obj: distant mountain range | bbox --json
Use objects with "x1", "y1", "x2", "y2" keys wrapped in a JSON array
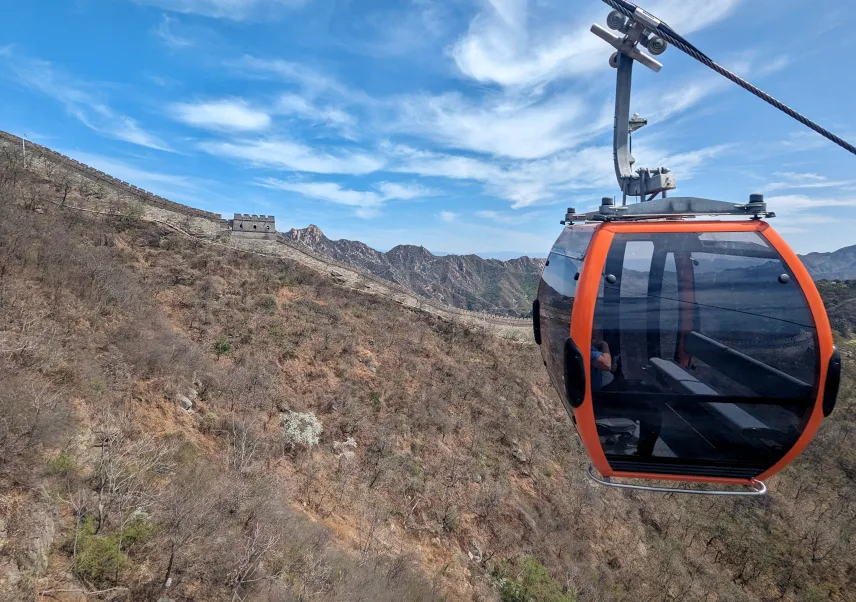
[
  {"x1": 799, "y1": 245, "x2": 856, "y2": 281},
  {"x1": 284, "y1": 226, "x2": 856, "y2": 317},
  {"x1": 284, "y1": 225, "x2": 545, "y2": 317}
]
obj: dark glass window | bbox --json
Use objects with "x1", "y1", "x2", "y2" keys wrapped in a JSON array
[
  {"x1": 591, "y1": 230, "x2": 818, "y2": 479},
  {"x1": 537, "y1": 226, "x2": 596, "y2": 410}
]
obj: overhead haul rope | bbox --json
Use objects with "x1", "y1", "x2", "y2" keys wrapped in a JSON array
[{"x1": 600, "y1": 0, "x2": 856, "y2": 157}]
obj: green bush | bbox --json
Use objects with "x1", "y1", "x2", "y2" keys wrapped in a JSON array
[
  {"x1": 213, "y1": 333, "x2": 231, "y2": 358},
  {"x1": 496, "y1": 557, "x2": 575, "y2": 602},
  {"x1": 46, "y1": 451, "x2": 76, "y2": 476},
  {"x1": 65, "y1": 515, "x2": 155, "y2": 585},
  {"x1": 442, "y1": 507, "x2": 460, "y2": 533}
]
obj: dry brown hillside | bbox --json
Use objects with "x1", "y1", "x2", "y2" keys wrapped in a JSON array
[{"x1": 1, "y1": 149, "x2": 855, "y2": 602}]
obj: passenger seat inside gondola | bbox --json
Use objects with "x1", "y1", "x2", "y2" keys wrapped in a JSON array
[{"x1": 647, "y1": 331, "x2": 809, "y2": 459}]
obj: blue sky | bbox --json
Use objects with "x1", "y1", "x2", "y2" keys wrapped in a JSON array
[{"x1": 2, "y1": 0, "x2": 855, "y2": 256}]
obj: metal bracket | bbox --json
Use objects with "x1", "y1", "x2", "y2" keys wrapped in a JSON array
[
  {"x1": 587, "y1": 466, "x2": 768, "y2": 496},
  {"x1": 564, "y1": 194, "x2": 772, "y2": 223},
  {"x1": 592, "y1": 10, "x2": 676, "y2": 200}
]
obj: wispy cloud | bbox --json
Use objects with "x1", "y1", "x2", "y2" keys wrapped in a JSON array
[
  {"x1": 476, "y1": 209, "x2": 543, "y2": 224},
  {"x1": 200, "y1": 138, "x2": 383, "y2": 174},
  {"x1": 153, "y1": 14, "x2": 193, "y2": 47},
  {"x1": 765, "y1": 172, "x2": 856, "y2": 191},
  {"x1": 452, "y1": 0, "x2": 743, "y2": 89},
  {"x1": 1, "y1": 50, "x2": 170, "y2": 151},
  {"x1": 765, "y1": 194, "x2": 856, "y2": 212},
  {"x1": 228, "y1": 55, "x2": 351, "y2": 97},
  {"x1": 260, "y1": 178, "x2": 433, "y2": 218},
  {"x1": 393, "y1": 91, "x2": 587, "y2": 160},
  {"x1": 132, "y1": 0, "x2": 307, "y2": 21},
  {"x1": 439, "y1": 210, "x2": 458, "y2": 223},
  {"x1": 391, "y1": 141, "x2": 730, "y2": 208},
  {"x1": 171, "y1": 99, "x2": 271, "y2": 131},
  {"x1": 275, "y1": 94, "x2": 355, "y2": 135},
  {"x1": 62, "y1": 151, "x2": 213, "y2": 205}
]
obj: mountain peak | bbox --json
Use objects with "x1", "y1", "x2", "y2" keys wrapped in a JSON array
[{"x1": 286, "y1": 224, "x2": 326, "y2": 245}]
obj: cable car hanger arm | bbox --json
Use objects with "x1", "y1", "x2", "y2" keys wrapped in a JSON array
[{"x1": 598, "y1": 0, "x2": 856, "y2": 158}]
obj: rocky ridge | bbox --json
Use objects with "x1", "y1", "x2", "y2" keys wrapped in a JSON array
[{"x1": 284, "y1": 225, "x2": 545, "y2": 317}]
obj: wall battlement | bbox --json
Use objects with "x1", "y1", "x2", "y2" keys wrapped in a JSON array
[
  {"x1": 0, "y1": 130, "x2": 222, "y2": 221},
  {"x1": 0, "y1": 129, "x2": 531, "y2": 331},
  {"x1": 231, "y1": 213, "x2": 276, "y2": 233}
]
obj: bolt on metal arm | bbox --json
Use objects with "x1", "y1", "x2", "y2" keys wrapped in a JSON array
[{"x1": 592, "y1": 10, "x2": 676, "y2": 201}]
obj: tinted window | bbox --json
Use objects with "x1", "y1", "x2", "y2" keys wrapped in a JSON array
[
  {"x1": 537, "y1": 226, "x2": 595, "y2": 410},
  {"x1": 591, "y1": 230, "x2": 818, "y2": 479}
]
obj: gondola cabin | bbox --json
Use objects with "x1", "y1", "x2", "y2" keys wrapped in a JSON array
[
  {"x1": 535, "y1": 3, "x2": 846, "y2": 493},
  {"x1": 534, "y1": 217, "x2": 840, "y2": 491}
]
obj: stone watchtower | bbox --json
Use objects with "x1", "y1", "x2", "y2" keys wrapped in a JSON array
[{"x1": 231, "y1": 214, "x2": 276, "y2": 239}]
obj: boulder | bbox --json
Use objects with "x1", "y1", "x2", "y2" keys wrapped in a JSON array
[{"x1": 177, "y1": 395, "x2": 193, "y2": 411}]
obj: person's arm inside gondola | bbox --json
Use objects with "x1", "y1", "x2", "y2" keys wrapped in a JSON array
[{"x1": 591, "y1": 340, "x2": 612, "y2": 372}]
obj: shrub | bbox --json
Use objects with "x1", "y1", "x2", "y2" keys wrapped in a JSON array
[
  {"x1": 333, "y1": 437, "x2": 357, "y2": 459},
  {"x1": 46, "y1": 451, "x2": 76, "y2": 476},
  {"x1": 495, "y1": 557, "x2": 575, "y2": 602},
  {"x1": 213, "y1": 334, "x2": 231, "y2": 358},
  {"x1": 65, "y1": 515, "x2": 155, "y2": 585},
  {"x1": 73, "y1": 517, "x2": 127, "y2": 585},
  {"x1": 255, "y1": 294, "x2": 278, "y2": 314},
  {"x1": 282, "y1": 411, "x2": 323, "y2": 450},
  {"x1": 442, "y1": 507, "x2": 460, "y2": 533}
]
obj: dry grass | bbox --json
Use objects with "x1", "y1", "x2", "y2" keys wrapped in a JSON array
[{"x1": 1, "y1": 156, "x2": 855, "y2": 602}]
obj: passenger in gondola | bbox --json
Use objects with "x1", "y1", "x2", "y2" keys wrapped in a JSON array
[
  {"x1": 590, "y1": 339, "x2": 613, "y2": 392},
  {"x1": 591, "y1": 331, "x2": 661, "y2": 458}
]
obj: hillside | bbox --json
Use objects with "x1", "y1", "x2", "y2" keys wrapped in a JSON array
[
  {"x1": 801, "y1": 245, "x2": 856, "y2": 281},
  {"x1": 2, "y1": 143, "x2": 856, "y2": 602},
  {"x1": 285, "y1": 225, "x2": 544, "y2": 317},
  {"x1": 284, "y1": 226, "x2": 856, "y2": 319},
  {"x1": 817, "y1": 280, "x2": 856, "y2": 338}
]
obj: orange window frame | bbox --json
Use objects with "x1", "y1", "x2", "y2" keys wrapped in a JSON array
[{"x1": 568, "y1": 220, "x2": 834, "y2": 484}]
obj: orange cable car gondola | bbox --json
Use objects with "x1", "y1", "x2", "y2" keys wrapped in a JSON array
[{"x1": 533, "y1": 2, "x2": 843, "y2": 495}]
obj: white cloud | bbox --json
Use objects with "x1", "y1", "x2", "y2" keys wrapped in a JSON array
[
  {"x1": 764, "y1": 194, "x2": 856, "y2": 212},
  {"x1": 265, "y1": 180, "x2": 383, "y2": 207},
  {"x1": 394, "y1": 91, "x2": 587, "y2": 159},
  {"x1": 60, "y1": 151, "x2": 220, "y2": 206},
  {"x1": 393, "y1": 142, "x2": 730, "y2": 208},
  {"x1": 133, "y1": 0, "x2": 306, "y2": 21},
  {"x1": 392, "y1": 144, "x2": 614, "y2": 207},
  {"x1": 229, "y1": 55, "x2": 351, "y2": 97},
  {"x1": 764, "y1": 172, "x2": 856, "y2": 192},
  {"x1": 2, "y1": 52, "x2": 170, "y2": 151},
  {"x1": 171, "y1": 99, "x2": 271, "y2": 131},
  {"x1": 452, "y1": 0, "x2": 743, "y2": 89},
  {"x1": 439, "y1": 211, "x2": 458, "y2": 223},
  {"x1": 387, "y1": 145, "x2": 503, "y2": 181},
  {"x1": 199, "y1": 139, "x2": 384, "y2": 175},
  {"x1": 476, "y1": 209, "x2": 543, "y2": 224},
  {"x1": 376, "y1": 182, "x2": 436, "y2": 200},
  {"x1": 275, "y1": 94, "x2": 354, "y2": 133},
  {"x1": 153, "y1": 14, "x2": 193, "y2": 47},
  {"x1": 260, "y1": 178, "x2": 433, "y2": 217}
]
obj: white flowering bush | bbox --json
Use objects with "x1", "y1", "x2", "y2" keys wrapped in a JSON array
[
  {"x1": 281, "y1": 411, "x2": 323, "y2": 450},
  {"x1": 333, "y1": 437, "x2": 357, "y2": 460}
]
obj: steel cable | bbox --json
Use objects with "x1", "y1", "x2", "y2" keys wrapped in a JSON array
[{"x1": 599, "y1": 0, "x2": 856, "y2": 157}]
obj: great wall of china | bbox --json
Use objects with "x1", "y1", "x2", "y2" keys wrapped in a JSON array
[{"x1": 0, "y1": 130, "x2": 533, "y2": 340}]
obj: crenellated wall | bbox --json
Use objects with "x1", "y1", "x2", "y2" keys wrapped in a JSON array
[
  {"x1": 0, "y1": 130, "x2": 221, "y2": 221},
  {"x1": 0, "y1": 129, "x2": 533, "y2": 335}
]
